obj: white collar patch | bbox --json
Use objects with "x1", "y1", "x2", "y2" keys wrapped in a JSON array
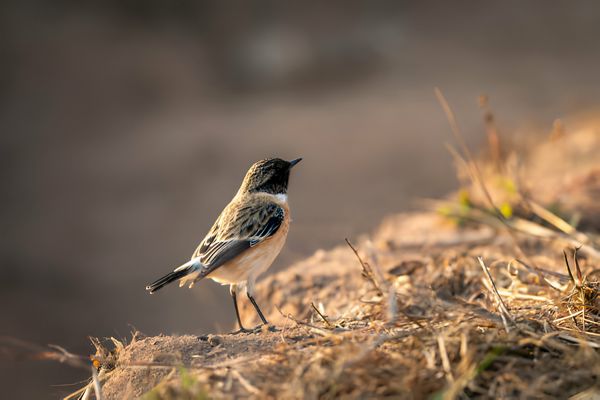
[{"x1": 274, "y1": 193, "x2": 288, "y2": 203}]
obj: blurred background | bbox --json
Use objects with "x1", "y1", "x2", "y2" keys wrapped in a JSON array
[{"x1": 1, "y1": 1, "x2": 600, "y2": 397}]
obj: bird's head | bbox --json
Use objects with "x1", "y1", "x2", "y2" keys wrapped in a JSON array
[{"x1": 239, "y1": 158, "x2": 302, "y2": 195}]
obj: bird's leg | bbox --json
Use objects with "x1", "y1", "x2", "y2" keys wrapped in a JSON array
[
  {"x1": 230, "y1": 285, "x2": 251, "y2": 334},
  {"x1": 247, "y1": 292, "x2": 278, "y2": 332},
  {"x1": 245, "y1": 280, "x2": 277, "y2": 332},
  {"x1": 247, "y1": 293, "x2": 268, "y2": 325}
]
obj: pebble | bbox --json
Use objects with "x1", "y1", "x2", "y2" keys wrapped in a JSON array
[{"x1": 207, "y1": 334, "x2": 223, "y2": 346}]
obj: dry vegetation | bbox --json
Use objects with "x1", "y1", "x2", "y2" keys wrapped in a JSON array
[{"x1": 11, "y1": 107, "x2": 600, "y2": 399}]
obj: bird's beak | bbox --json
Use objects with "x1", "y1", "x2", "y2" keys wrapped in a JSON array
[{"x1": 289, "y1": 158, "x2": 302, "y2": 168}]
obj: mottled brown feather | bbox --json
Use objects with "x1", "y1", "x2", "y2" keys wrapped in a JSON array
[{"x1": 192, "y1": 193, "x2": 286, "y2": 270}]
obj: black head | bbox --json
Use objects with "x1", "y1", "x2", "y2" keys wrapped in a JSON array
[{"x1": 239, "y1": 158, "x2": 302, "y2": 195}]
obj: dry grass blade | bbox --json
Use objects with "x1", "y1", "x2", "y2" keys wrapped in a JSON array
[
  {"x1": 557, "y1": 333, "x2": 600, "y2": 349},
  {"x1": 345, "y1": 238, "x2": 384, "y2": 296},
  {"x1": 311, "y1": 302, "x2": 334, "y2": 328},
  {"x1": 435, "y1": 88, "x2": 505, "y2": 222},
  {"x1": 437, "y1": 335, "x2": 454, "y2": 384},
  {"x1": 64, "y1": 368, "x2": 111, "y2": 400},
  {"x1": 0, "y1": 337, "x2": 91, "y2": 371},
  {"x1": 386, "y1": 285, "x2": 398, "y2": 325},
  {"x1": 570, "y1": 387, "x2": 600, "y2": 400},
  {"x1": 74, "y1": 385, "x2": 91, "y2": 400},
  {"x1": 523, "y1": 198, "x2": 600, "y2": 260},
  {"x1": 508, "y1": 258, "x2": 570, "y2": 291},
  {"x1": 564, "y1": 249, "x2": 580, "y2": 287},
  {"x1": 528, "y1": 199, "x2": 600, "y2": 259},
  {"x1": 274, "y1": 304, "x2": 340, "y2": 337},
  {"x1": 528, "y1": 199, "x2": 579, "y2": 237},
  {"x1": 573, "y1": 246, "x2": 584, "y2": 284},
  {"x1": 91, "y1": 365, "x2": 103, "y2": 400},
  {"x1": 477, "y1": 257, "x2": 514, "y2": 332},
  {"x1": 479, "y1": 95, "x2": 503, "y2": 169}
]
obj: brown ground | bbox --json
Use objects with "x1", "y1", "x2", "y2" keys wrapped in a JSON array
[{"x1": 65, "y1": 125, "x2": 600, "y2": 399}]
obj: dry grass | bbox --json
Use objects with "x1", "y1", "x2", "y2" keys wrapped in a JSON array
[{"x1": 88, "y1": 226, "x2": 600, "y2": 399}]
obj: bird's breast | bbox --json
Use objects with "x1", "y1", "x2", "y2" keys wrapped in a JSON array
[{"x1": 208, "y1": 206, "x2": 290, "y2": 285}]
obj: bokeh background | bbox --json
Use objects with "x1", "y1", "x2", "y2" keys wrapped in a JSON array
[{"x1": 2, "y1": 1, "x2": 600, "y2": 398}]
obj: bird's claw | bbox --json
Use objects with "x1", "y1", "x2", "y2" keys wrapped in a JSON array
[
  {"x1": 231, "y1": 324, "x2": 278, "y2": 335},
  {"x1": 231, "y1": 327, "x2": 254, "y2": 335}
]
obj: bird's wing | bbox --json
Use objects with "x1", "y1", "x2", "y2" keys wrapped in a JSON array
[{"x1": 191, "y1": 200, "x2": 285, "y2": 276}]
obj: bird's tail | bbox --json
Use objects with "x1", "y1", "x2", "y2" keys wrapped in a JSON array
[{"x1": 146, "y1": 258, "x2": 201, "y2": 294}]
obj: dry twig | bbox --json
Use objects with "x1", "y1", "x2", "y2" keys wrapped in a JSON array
[{"x1": 345, "y1": 238, "x2": 384, "y2": 296}]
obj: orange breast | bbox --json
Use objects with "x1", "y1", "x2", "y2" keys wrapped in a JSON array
[{"x1": 208, "y1": 202, "x2": 290, "y2": 285}]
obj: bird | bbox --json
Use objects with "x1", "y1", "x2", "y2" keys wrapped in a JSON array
[{"x1": 146, "y1": 157, "x2": 301, "y2": 332}]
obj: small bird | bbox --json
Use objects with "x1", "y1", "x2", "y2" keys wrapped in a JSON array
[{"x1": 146, "y1": 157, "x2": 301, "y2": 332}]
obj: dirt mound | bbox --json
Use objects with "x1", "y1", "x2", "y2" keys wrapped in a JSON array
[{"x1": 71, "y1": 124, "x2": 600, "y2": 399}]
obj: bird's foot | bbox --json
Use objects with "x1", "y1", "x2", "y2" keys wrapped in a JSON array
[
  {"x1": 230, "y1": 324, "x2": 278, "y2": 335},
  {"x1": 231, "y1": 327, "x2": 254, "y2": 335},
  {"x1": 254, "y1": 323, "x2": 278, "y2": 333}
]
